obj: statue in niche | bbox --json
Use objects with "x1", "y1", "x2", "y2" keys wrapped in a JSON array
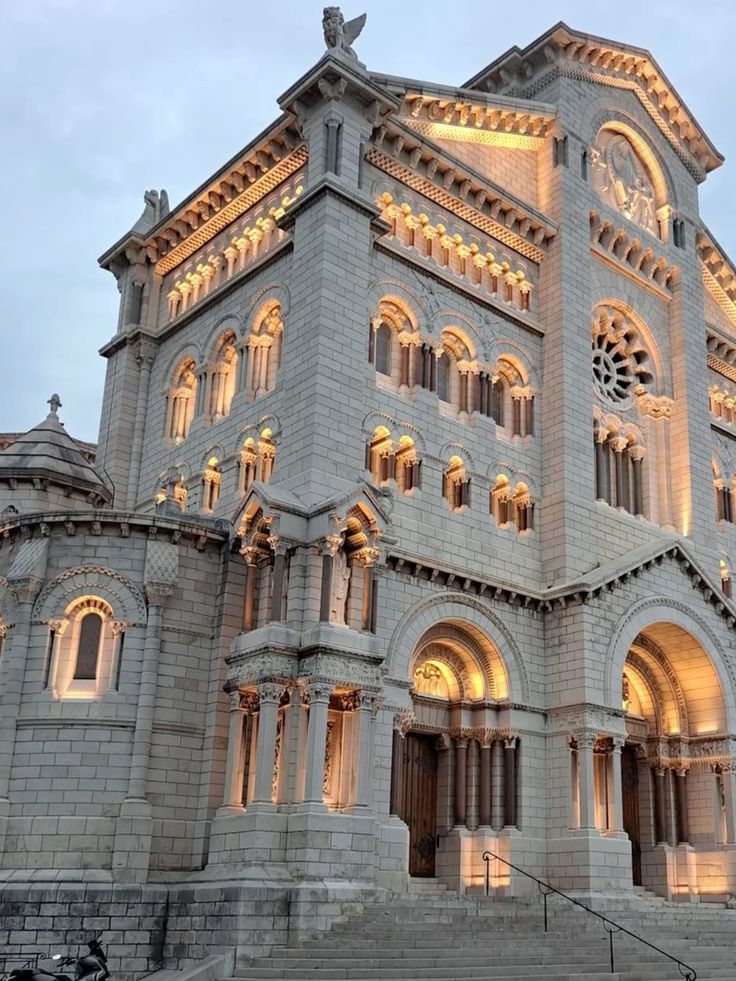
[
  {"x1": 590, "y1": 131, "x2": 657, "y2": 236},
  {"x1": 329, "y1": 548, "x2": 351, "y2": 625},
  {"x1": 322, "y1": 7, "x2": 366, "y2": 62}
]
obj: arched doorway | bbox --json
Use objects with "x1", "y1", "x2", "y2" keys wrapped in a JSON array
[
  {"x1": 389, "y1": 619, "x2": 517, "y2": 885},
  {"x1": 618, "y1": 621, "x2": 730, "y2": 899}
]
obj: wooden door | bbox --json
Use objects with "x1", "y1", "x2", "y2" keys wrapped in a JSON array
[
  {"x1": 622, "y1": 745, "x2": 642, "y2": 886},
  {"x1": 400, "y1": 733, "x2": 438, "y2": 877}
]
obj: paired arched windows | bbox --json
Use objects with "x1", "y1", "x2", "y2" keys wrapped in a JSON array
[
  {"x1": 365, "y1": 427, "x2": 421, "y2": 494},
  {"x1": 164, "y1": 303, "x2": 284, "y2": 443},
  {"x1": 239, "y1": 429, "x2": 276, "y2": 495},
  {"x1": 490, "y1": 476, "x2": 535, "y2": 532},
  {"x1": 442, "y1": 455, "x2": 470, "y2": 512},
  {"x1": 202, "y1": 456, "x2": 221, "y2": 513}
]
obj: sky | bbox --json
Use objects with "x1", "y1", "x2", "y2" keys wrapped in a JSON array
[{"x1": 1, "y1": 0, "x2": 735, "y2": 442}]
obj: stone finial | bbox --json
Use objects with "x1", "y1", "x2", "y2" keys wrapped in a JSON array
[
  {"x1": 131, "y1": 188, "x2": 170, "y2": 234},
  {"x1": 47, "y1": 394, "x2": 62, "y2": 418},
  {"x1": 322, "y1": 7, "x2": 366, "y2": 63}
]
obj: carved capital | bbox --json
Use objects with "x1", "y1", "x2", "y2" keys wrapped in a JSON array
[
  {"x1": 393, "y1": 709, "x2": 415, "y2": 736},
  {"x1": 144, "y1": 582, "x2": 174, "y2": 606},
  {"x1": 319, "y1": 535, "x2": 342, "y2": 558},
  {"x1": 306, "y1": 681, "x2": 333, "y2": 704},
  {"x1": 257, "y1": 681, "x2": 286, "y2": 704}
]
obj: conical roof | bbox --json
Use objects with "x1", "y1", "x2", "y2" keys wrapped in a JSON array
[{"x1": 0, "y1": 395, "x2": 110, "y2": 501}]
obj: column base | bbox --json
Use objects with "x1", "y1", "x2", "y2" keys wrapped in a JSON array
[
  {"x1": 112, "y1": 797, "x2": 152, "y2": 883},
  {"x1": 216, "y1": 804, "x2": 246, "y2": 817},
  {"x1": 207, "y1": 807, "x2": 288, "y2": 868},
  {"x1": 547, "y1": 830, "x2": 633, "y2": 894}
]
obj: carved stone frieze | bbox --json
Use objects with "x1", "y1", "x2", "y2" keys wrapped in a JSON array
[
  {"x1": 226, "y1": 651, "x2": 297, "y2": 688},
  {"x1": 298, "y1": 651, "x2": 382, "y2": 688},
  {"x1": 547, "y1": 703, "x2": 625, "y2": 737}
]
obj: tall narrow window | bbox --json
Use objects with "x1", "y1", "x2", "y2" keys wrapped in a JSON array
[
  {"x1": 375, "y1": 322, "x2": 391, "y2": 376},
  {"x1": 436, "y1": 353, "x2": 451, "y2": 404},
  {"x1": 720, "y1": 560, "x2": 732, "y2": 598},
  {"x1": 491, "y1": 379, "x2": 505, "y2": 426},
  {"x1": 74, "y1": 613, "x2": 102, "y2": 681}
]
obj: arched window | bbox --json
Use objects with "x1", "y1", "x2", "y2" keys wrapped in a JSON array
[
  {"x1": 513, "y1": 483, "x2": 534, "y2": 532},
  {"x1": 491, "y1": 378, "x2": 505, "y2": 426},
  {"x1": 74, "y1": 613, "x2": 102, "y2": 680},
  {"x1": 395, "y1": 436, "x2": 420, "y2": 494},
  {"x1": 244, "y1": 303, "x2": 283, "y2": 400},
  {"x1": 490, "y1": 475, "x2": 511, "y2": 526},
  {"x1": 166, "y1": 358, "x2": 197, "y2": 442},
  {"x1": 374, "y1": 322, "x2": 392, "y2": 377},
  {"x1": 366, "y1": 426, "x2": 393, "y2": 485},
  {"x1": 207, "y1": 332, "x2": 238, "y2": 420},
  {"x1": 240, "y1": 440, "x2": 257, "y2": 494},
  {"x1": 257, "y1": 429, "x2": 276, "y2": 482},
  {"x1": 443, "y1": 455, "x2": 470, "y2": 511},
  {"x1": 202, "y1": 456, "x2": 221, "y2": 512},
  {"x1": 720, "y1": 560, "x2": 732, "y2": 598}
]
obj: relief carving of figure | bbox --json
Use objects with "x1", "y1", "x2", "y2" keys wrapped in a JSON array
[
  {"x1": 591, "y1": 131, "x2": 657, "y2": 236},
  {"x1": 329, "y1": 548, "x2": 351, "y2": 625},
  {"x1": 322, "y1": 7, "x2": 366, "y2": 62}
]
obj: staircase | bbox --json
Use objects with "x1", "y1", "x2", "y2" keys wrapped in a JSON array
[{"x1": 234, "y1": 891, "x2": 736, "y2": 981}]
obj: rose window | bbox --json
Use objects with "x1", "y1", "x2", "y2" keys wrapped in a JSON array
[{"x1": 591, "y1": 306, "x2": 652, "y2": 404}]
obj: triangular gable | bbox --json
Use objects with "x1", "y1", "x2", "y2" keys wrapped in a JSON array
[{"x1": 463, "y1": 22, "x2": 722, "y2": 180}]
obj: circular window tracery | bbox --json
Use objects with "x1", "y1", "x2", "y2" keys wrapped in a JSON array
[{"x1": 591, "y1": 306, "x2": 653, "y2": 405}]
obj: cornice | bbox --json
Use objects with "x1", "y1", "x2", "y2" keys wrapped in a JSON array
[
  {"x1": 463, "y1": 22, "x2": 722, "y2": 179},
  {"x1": 99, "y1": 119, "x2": 305, "y2": 276},
  {"x1": 699, "y1": 228, "x2": 736, "y2": 330},
  {"x1": 706, "y1": 326, "x2": 736, "y2": 384},
  {"x1": 0, "y1": 510, "x2": 228, "y2": 551},
  {"x1": 367, "y1": 121, "x2": 556, "y2": 262}
]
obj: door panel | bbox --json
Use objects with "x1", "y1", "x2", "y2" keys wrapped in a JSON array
[
  {"x1": 399, "y1": 733, "x2": 438, "y2": 877},
  {"x1": 622, "y1": 745, "x2": 642, "y2": 886}
]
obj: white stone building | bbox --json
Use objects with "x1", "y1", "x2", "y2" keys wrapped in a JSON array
[{"x1": 2, "y1": 14, "x2": 736, "y2": 974}]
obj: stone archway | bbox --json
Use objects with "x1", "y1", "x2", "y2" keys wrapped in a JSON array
[
  {"x1": 390, "y1": 616, "x2": 518, "y2": 888},
  {"x1": 615, "y1": 617, "x2": 732, "y2": 900}
]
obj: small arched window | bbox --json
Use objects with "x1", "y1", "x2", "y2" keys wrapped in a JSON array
[
  {"x1": 720, "y1": 559, "x2": 732, "y2": 598},
  {"x1": 375, "y1": 322, "x2": 391, "y2": 376},
  {"x1": 436, "y1": 353, "x2": 451, "y2": 403},
  {"x1": 74, "y1": 613, "x2": 102, "y2": 680}
]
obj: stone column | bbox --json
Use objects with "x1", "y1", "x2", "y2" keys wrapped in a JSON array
[
  {"x1": 720, "y1": 763, "x2": 736, "y2": 844},
  {"x1": 0, "y1": 579, "x2": 41, "y2": 804},
  {"x1": 269, "y1": 538, "x2": 289, "y2": 622},
  {"x1": 126, "y1": 588, "x2": 169, "y2": 800},
  {"x1": 594, "y1": 428, "x2": 608, "y2": 501},
  {"x1": 611, "y1": 436, "x2": 628, "y2": 510},
  {"x1": 607, "y1": 738, "x2": 624, "y2": 832},
  {"x1": 479, "y1": 735, "x2": 493, "y2": 828},
  {"x1": 653, "y1": 766, "x2": 668, "y2": 844},
  {"x1": 244, "y1": 337, "x2": 258, "y2": 397},
  {"x1": 491, "y1": 738, "x2": 505, "y2": 830},
  {"x1": 241, "y1": 547, "x2": 258, "y2": 631},
  {"x1": 355, "y1": 547, "x2": 379, "y2": 632},
  {"x1": 126, "y1": 338, "x2": 156, "y2": 509},
  {"x1": 303, "y1": 682, "x2": 332, "y2": 806},
  {"x1": 352, "y1": 691, "x2": 376, "y2": 809},
  {"x1": 221, "y1": 690, "x2": 247, "y2": 811},
  {"x1": 577, "y1": 732, "x2": 596, "y2": 830},
  {"x1": 318, "y1": 536, "x2": 341, "y2": 622},
  {"x1": 454, "y1": 737, "x2": 467, "y2": 827},
  {"x1": 675, "y1": 767, "x2": 690, "y2": 844},
  {"x1": 504, "y1": 736, "x2": 518, "y2": 828},
  {"x1": 630, "y1": 446, "x2": 645, "y2": 517},
  {"x1": 252, "y1": 682, "x2": 285, "y2": 806},
  {"x1": 256, "y1": 337, "x2": 273, "y2": 396}
]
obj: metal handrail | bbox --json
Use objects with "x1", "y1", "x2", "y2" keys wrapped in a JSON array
[{"x1": 482, "y1": 849, "x2": 697, "y2": 980}]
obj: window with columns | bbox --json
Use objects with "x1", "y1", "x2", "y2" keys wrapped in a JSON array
[
  {"x1": 714, "y1": 462, "x2": 735, "y2": 523},
  {"x1": 710, "y1": 384, "x2": 736, "y2": 427},
  {"x1": 443, "y1": 455, "x2": 470, "y2": 512},
  {"x1": 594, "y1": 421, "x2": 645, "y2": 516},
  {"x1": 44, "y1": 597, "x2": 124, "y2": 700},
  {"x1": 221, "y1": 681, "x2": 377, "y2": 813},
  {"x1": 201, "y1": 456, "x2": 221, "y2": 513},
  {"x1": 204, "y1": 331, "x2": 238, "y2": 422},
  {"x1": 241, "y1": 303, "x2": 283, "y2": 401},
  {"x1": 165, "y1": 357, "x2": 197, "y2": 442},
  {"x1": 366, "y1": 427, "x2": 421, "y2": 495},
  {"x1": 721, "y1": 559, "x2": 732, "y2": 597},
  {"x1": 238, "y1": 428, "x2": 276, "y2": 496}
]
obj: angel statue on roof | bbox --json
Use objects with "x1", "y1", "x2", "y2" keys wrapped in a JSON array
[{"x1": 322, "y1": 7, "x2": 366, "y2": 62}]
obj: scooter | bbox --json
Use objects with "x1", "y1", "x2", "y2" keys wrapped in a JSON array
[{"x1": 5, "y1": 935, "x2": 109, "y2": 981}]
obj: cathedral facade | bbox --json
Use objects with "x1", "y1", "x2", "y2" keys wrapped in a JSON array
[{"x1": 2, "y1": 15, "x2": 736, "y2": 973}]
